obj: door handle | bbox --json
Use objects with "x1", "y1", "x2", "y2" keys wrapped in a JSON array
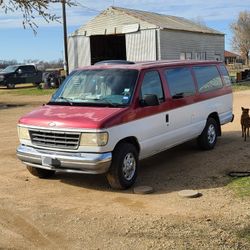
[{"x1": 166, "y1": 114, "x2": 169, "y2": 123}]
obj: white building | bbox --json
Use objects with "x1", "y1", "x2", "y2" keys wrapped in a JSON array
[{"x1": 68, "y1": 6, "x2": 224, "y2": 72}]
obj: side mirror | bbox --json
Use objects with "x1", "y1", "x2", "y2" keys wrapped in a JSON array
[
  {"x1": 17, "y1": 69, "x2": 22, "y2": 74},
  {"x1": 140, "y1": 94, "x2": 159, "y2": 106}
]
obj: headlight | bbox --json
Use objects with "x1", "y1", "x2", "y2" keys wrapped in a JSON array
[
  {"x1": 17, "y1": 126, "x2": 30, "y2": 140},
  {"x1": 80, "y1": 132, "x2": 108, "y2": 146}
]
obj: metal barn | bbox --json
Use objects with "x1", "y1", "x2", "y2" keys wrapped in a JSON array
[{"x1": 68, "y1": 6, "x2": 224, "y2": 72}]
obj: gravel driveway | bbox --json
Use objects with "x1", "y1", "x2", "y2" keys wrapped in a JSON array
[{"x1": 0, "y1": 90, "x2": 249, "y2": 249}]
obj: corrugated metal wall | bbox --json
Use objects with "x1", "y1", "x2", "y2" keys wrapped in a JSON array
[
  {"x1": 68, "y1": 36, "x2": 91, "y2": 72},
  {"x1": 159, "y1": 30, "x2": 225, "y2": 61},
  {"x1": 68, "y1": 36, "x2": 76, "y2": 72},
  {"x1": 126, "y1": 30, "x2": 157, "y2": 61}
]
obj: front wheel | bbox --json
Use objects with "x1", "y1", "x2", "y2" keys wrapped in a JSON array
[
  {"x1": 106, "y1": 143, "x2": 138, "y2": 189},
  {"x1": 197, "y1": 117, "x2": 218, "y2": 150},
  {"x1": 26, "y1": 166, "x2": 55, "y2": 178}
]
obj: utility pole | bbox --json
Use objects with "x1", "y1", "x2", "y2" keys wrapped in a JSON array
[{"x1": 62, "y1": 0, "x2": 69, "y2": 76}]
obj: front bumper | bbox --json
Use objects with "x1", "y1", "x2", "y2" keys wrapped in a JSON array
[{"x1": 16, "y1": 144, "x2": 112, "y2": 174}]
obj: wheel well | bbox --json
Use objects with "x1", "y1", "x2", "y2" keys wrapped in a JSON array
[
  {"x1": 208, "y1": 112, "x2": 221, "y2": 136},
  {"x1": 115, "y1": 137, "x2": 140, "y2": 153}
]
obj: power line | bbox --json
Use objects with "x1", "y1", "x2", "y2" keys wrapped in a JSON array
[{"x1": 75, "y1": 1, "x2": 100, "y2": 13}]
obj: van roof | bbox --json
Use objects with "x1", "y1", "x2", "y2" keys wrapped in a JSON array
[{"x1": 77, "y1": 60, "x2": 222, "y2": 71}]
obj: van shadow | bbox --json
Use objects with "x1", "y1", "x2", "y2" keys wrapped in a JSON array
[{"x1": 58, "y1": 130, "x2": 250, "y2": 194}]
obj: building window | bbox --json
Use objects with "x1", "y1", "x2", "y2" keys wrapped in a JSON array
[
  {"x1": 180, "y1": 53, "x2": 185, "y2": 60},
  {"x1": 180, "y1": 52, "x2": 192, "y2": 60},
  {"x1": 194, "y1": 52, "x2": 206, "y2": 60},
  {"x1": 186, "y1": 52, "x2": 192, "y2": 60},
  {"x1": 214, "y1": 54, "x2": 221, "y2": 61}
]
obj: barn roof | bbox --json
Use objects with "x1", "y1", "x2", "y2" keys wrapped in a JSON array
[{"x1": 72, "y1": 6, "x2": 223, "y2": 36}]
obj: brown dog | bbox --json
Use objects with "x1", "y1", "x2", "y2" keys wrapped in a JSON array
[{"x1": 241, "y1": 107, "x2": 250, "y2": 141}]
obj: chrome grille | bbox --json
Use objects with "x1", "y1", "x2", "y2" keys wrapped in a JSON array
[{"x1": 29, "y1": 129, "x2": 81, "y2": 149}]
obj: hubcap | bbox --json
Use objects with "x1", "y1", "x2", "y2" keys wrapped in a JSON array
[
  {"x1": 207, "y1": 124, "x2": 216, "y2": 144},
  {"x1": 122, "y1": 153, "x2": 136, "y2": 181},
  {"x1": 7, "y1": 83, "x2": 15, "y2": 89}
]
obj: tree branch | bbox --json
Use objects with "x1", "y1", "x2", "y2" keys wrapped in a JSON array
[{"x1": 0, "y1": 0, "x2": 76, "y2": 33}]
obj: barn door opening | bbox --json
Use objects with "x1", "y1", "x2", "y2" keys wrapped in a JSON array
[{"x1": 90, "y1": 35, "x2": 126, "y2": 64}]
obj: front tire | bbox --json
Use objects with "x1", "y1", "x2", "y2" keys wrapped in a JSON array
[
  {"x1": 27, "y1": 166, "x2": 55, "y2": 178},
  {"x1": 106, "y1": 143, "x2": 138, "y2": 189},
  {"x1": 197, "y1": 117, "x2": 218, "y2": 150}
]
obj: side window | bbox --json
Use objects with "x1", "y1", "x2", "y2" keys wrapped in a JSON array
[
  {"x1": 19, "y1": 66, "x2": 29, "y2": 73},
  {"x1": 18, "y1": 66, "x2": 26, "y2": 73},
  {"x1": 140, "y1": 71, "x2": 164, "y2": 101},
  {"x1": 19, "y1": 66, "x2": 35, "y2": 73},
  {"x1": 26, "y1": 66, "x2": 35, "y2": 72},
  {"x1": 219, "y1": 65, "x2": 231, "y2": 86},
  {"x1": 164, "y1": 67, "x2": 196, "y2": 98},
  {"x1": 193, "y1": 65, "x2": 223, "y2": 93}
]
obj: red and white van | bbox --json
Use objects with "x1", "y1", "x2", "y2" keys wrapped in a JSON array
[{"x1": 17, "y1": 60, "x2": 233, "y2": 189}]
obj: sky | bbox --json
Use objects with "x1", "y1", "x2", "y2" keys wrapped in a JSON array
[{"x1": 0, "y1": 0, "x2": 249, "y2": 62}]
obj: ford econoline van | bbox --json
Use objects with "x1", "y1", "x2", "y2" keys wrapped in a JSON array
[{"x1": 17, "y1": 60, "x2": 233, "y2": 189}]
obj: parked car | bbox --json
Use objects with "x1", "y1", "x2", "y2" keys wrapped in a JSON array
[
  {"x1": 16, "y1": 60, "x2": 234, "y2": 189},
  {"x1": 0, "y1": 64, "x2": 43, "y2": 88}
]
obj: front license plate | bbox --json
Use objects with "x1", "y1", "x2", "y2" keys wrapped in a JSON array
[
  {"x1": 41, "y1": 156, "x2": 53, "y2": 166},
  {"x1": 41, "y1": 156, "x2": 61, "y2": 167}
]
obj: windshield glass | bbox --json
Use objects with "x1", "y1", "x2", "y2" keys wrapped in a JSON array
[
  {"x1": 50, "y1": 69, "x2": 138, "y2": 107},
  {"x1": 2, "y1": 65, "x2": 19, "y2": 73}
]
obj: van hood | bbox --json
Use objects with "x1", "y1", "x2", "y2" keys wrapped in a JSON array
[{"x1": 18, "y1": 104, "x2": 129, "y2": 129}]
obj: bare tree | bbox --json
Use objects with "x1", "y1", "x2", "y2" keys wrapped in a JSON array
[
  {"x1": 231, "y1": 11, "x2": 250, "y2": 65},
  {"x1": 0, "y1": 0, "x2": 75, "y2": 32}
]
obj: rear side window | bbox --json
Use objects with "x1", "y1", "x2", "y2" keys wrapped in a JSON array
[
  {"x1": 19, "y1": 66, "x2": 35, "y2": 73},
  {"x1": 164, "y1": 67, "x2": 196, "y2": 98},
  {"x1": 219, "y1": 65, "x2": 231, "y2": 86},
  {"x1": 140, "y1": 71, "x2": 164, "y2": 101},
  {"x1": 193, "y1": 65, "x2": 223, "y2": 93}
]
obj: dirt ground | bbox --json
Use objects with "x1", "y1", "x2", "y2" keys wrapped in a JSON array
[{"x1": 0, "y1": 89, "x2": 249, "y2": 250}]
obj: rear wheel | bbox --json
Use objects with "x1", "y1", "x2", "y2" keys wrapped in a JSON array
[
  {"x1": 197, "y1": 117, "x2": 218, "y2": 150},
  {"x1": 26, "y1": 166, "x2": 55, "y2": 178},
  {"x1": 106, "y1": 143, "x2": 138, "y2": 189},
  {"x1": 6, "y1": 83, "x2": 15, "y2": 89}
]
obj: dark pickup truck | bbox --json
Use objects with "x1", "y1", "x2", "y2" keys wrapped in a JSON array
[{"x1": 0, "y1": 64, "x2": 43, "y2": 88}]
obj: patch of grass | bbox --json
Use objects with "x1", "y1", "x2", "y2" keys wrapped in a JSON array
[
  {"x1": 232, "y1": 81, "x2": 250, "y2": 92},
  {"x1": 0, "y1": 87, "x2": 56, "y2": 96},
  {"x1": 237, "y1": 225, "x2": 250, "y2": 242},
  {"x1": 228, "y1": 177, "x2": 250, "y2": 198}
]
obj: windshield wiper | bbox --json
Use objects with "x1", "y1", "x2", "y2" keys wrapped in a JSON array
[
  {"x1": 98, "y1": 99, "x2": 121, "y2": 107},
  {"x1": 57, "y1": 97, "x2": 74, "y2": 105},
  {"x1": 81, "y1": 98, "x2": 123, "y2": 107},
  {"x1": 48, "y1": 96, "x2": 74, "y2": 106}
]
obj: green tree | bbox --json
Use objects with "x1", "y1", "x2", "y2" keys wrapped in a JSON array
[
  {"x1": 0, "y1": 0, "x2": 75, "y2": 32},
  {"x1": 231, "y1": 11, "x2": 250, "y2": 65}
]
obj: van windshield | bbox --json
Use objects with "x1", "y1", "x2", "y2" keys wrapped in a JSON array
[{"x1": 49, "y1": 69, "x2": 138, "y2": 107}]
